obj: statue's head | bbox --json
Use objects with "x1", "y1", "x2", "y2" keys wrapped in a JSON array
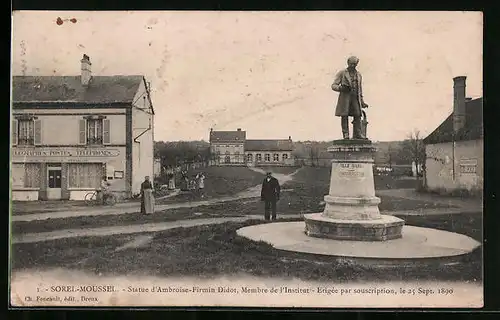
[{"x1": 347, "y1": 56, "x2": 359, "y2": 70}]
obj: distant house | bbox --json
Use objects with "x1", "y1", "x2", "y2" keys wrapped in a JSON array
[
  {"x1": 245, "y1": 138, "x2": 294, "y2": 166},
  {"x1": 209, "y1": 128, "x2": 294, "y2": 166},
  {"x1": 423, "y1": 76, "x2": 483, "y2": 195},
  {"x1": 209, "y1": 128, "x2": 246, "y2": 165}
]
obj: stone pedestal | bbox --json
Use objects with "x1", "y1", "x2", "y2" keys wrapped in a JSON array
[{"x1": 304, "y1": 139, "x2": 404, "y2": 241}]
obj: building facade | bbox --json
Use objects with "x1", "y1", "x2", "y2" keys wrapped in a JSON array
[
  {"x1": 423, "y1": 76, "x2": 483, "y2": 195},
  {"x1": 11, "y1": 54, "x2": 155, "y2": 201},
  {"x1": 209, "y1": 128, "x2": 294, "y2": 166},
  {"x1": 209, "y1": 128, "x2": 246, "y2": 166},
  {"x1": 244, "y1": 139, "x2": 294, "y2": 166}
]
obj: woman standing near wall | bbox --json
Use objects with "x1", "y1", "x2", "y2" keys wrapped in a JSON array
[{"x1": 140, "y1": 176, "x2": 155, "y2": 214}]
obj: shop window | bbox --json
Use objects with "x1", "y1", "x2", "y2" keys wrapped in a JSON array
[
  {"x1": 68, "y1": 163, "x2": 102, "y2": 188},
  {"x1": 12, "y1": 119, "x2": 42, "y2": 146},
  {"x1": 11, "y1": 163, "x2": 41, "y2": 188}
]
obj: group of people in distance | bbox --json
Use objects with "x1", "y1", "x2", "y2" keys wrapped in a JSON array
[
  {"x1": 98, "y1": 170, "x2": 282, "y2": 221},
  {"x1": 180, "y1": 170, "x2": 206, "y2": 198}
]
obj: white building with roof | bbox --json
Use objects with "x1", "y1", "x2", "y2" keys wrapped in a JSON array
[{"x1": 11, "y1": 54, "x2": 155, "y2": 201}]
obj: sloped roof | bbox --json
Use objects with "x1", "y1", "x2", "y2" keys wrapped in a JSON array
[
  {"x1": 12, "y1": 75, "x2": 144, "y2": 104},
  {"x1": 245, "y1": 139, "x2": 293, "y2": 151},
  {"x1": 209, "y1": 130, "x2": 246, "y2": 143},
  {"x1": 423, "y1": 97, "x2": 483, "y2": 144}
]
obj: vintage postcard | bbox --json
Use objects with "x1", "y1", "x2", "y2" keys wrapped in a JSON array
[{"x1": 9, "y1": 10, "x2": 483, "y2": 308}]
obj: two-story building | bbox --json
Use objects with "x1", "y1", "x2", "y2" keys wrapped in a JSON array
[
  {"x1": 209, "y1": 128, "x2": 246, "y2": 165},
  {"x1": 11, "y1": 54, "x2": 155, "y2": 201},
  {"x1": 209, "y1": 128, "x2": 294, "y2": 166}
]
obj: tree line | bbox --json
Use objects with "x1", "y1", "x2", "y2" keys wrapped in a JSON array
[
  {"x1": 154, "y1": 130, "x2": 425, "y2": 176},
  {"x1": 154, "y1": 141, "x2": 211, "y2": 168}
]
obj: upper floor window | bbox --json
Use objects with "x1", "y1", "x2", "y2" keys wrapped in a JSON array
[
  {"x1": 247, "y1": 154, "x2": 253, "y2": 162},
  {"x1": 282, "y1": 154, "x2": 289, "y2": 161},
  {"x1": 273, "y1": 153, "x2": 279, "y2": 161},
  {"x1": 88, "y1": 118, "x2": 103, "y2": 145},
  {"x1": 12, "y1": 118, "x2": 42, "y2": 146},
  {"x1": 256, "y1": 153, "x2": 262, "y2": 162},
  {"x1": 265, "y1": 153, "x2": 270, "y2": 162},
  {"x1": 79, "y1": 117, "x2": 110, "y2": 145}
]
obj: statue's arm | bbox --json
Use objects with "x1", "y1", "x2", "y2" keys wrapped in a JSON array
[{"x1": 331, "y1": 70, "x2": 343, "y2": 92}]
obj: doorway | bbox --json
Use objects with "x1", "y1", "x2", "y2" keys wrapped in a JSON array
[{"x1": 47, "y1": 166, "x2": 62, "y2": 200}]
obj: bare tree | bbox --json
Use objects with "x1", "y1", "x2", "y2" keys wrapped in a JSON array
[
  {"x1": 398, "y1": 129, "x2": 426, "y2": 179},
  {"x1": 308, "y1": 144, "x2": 320, "y2": 167}
]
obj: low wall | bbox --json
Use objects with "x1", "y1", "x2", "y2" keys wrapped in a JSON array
[{"x1": 12, "y1": 189, "x2": 39, "y2": 201}]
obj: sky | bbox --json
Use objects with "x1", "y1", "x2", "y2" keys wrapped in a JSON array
[{"x1": 11, "y1": 11, "x2": 483, "y2": 142}]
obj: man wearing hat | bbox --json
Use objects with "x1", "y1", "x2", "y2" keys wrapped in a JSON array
[
  {"x1": 260, "y1": 171, "x2": 281, "y2": 221},
  {"x1": 331, "y1": 56, "x2": 370, "y2": 139}
]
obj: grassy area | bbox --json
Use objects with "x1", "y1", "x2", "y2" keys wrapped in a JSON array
[
  {"x1": 289, "y1": 167, "x2": 418, "y2": 190},
  {"x1": 158, "y1": 166, "x2": 265, "y2": 204},
  {"x1": 12, "y1": 191, "x2": 457, "y2": 235},
  {"x1": 11, "y1": 202, "x2": 246, "y2": 235},
  {"x1": 11, "y1": 213, "x2": 482, "y2": 282},
  {"x1": 256, "y1": 166, "x2": 300, "y2": 175}
]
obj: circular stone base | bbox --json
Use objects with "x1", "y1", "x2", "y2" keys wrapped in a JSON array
[
  {"x1": 236, "y1": 221, "x2": 481, "y2": 263},
  {"x1": 304, "y1": 213, "x2": 404, "y2": 241}
]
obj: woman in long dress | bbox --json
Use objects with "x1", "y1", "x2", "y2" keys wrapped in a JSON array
[{"x1": 140, "y1": 176, "x2": 155, "y2": 214}]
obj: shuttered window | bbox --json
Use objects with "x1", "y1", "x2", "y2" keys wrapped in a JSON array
[
  {"x1": 87, "y1": 119, "x2": 103, "y2": 145},
  {"x1": 12, "y1": 119, "x2": 18, "y2": 146},
  {"x1": 79, "y1": 119, "x2": 87, "y2": 145},
  {"x1": 34, "y1": 119, "x2": 42, "y2": 145},
  {"x1": 103, "y1": 119, "x2": 111, "y2": 144},
  {"x1": 12, "y1": 119, "x2": 42, "y2": 146},
  {"x1": 18, "y1": 119, "x2": 34, "y2": 145}
]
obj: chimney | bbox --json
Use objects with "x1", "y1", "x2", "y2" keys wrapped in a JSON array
[
  {"x1": 453, "y1": 76, "x2": 467, "y2": 134},
  {"x1": 237, "y1": 128, "x2": 241, "y2": 131},
  {"x1": 289, "y1": 136, "x2": 292, "y2": 141},
  {"x1": 81, "y1": 54, "x2": 92, "y2": 86},
  {"x1": 210, "y1": 128, "x2": 213, "y2": 132}
]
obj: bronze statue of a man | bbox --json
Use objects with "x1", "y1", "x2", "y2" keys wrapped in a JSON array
[{"x1": 331, "y1": 56, "x2": 369, "y2": 139}]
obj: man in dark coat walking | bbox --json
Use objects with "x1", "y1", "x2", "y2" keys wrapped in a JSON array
[
  {"x1": 261, "y1": 172, "x2": 281, "y2": 221},
  {"x1": 331, "y1": 56, "x2": 369, "y2": 139}
]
